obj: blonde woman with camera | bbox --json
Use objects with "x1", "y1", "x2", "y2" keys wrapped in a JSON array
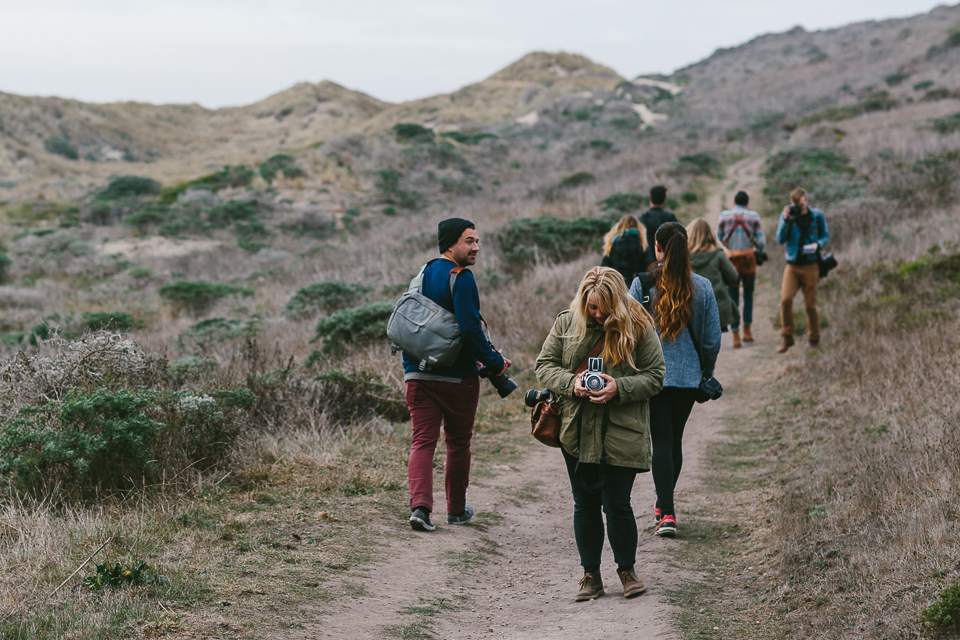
[{"x1": 535, "y1": 266, "x2": 664, "y2": 602}]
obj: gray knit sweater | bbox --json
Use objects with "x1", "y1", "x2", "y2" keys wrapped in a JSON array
[{"x1": 629, "y1": 273, "x2": 721, "y2": 388}]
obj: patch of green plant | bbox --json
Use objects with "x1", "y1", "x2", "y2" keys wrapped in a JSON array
[
  {"x1": 0, "y1": 252, "x2": 11, "y2": 282},
  {"x1": 557, "y1": 171, "x2": 596, "y2": 189},
  {"x1": 394, "y1": 123, "x2": 434, "y2": 144},
  {"x1": 180, "y1": 317, "x2": 262, "y2": 346},
  {"x1": 750, "y1": 111, "x2": 787, "y2": 131},
  {"x1": 884, "y1": 71, "x2": 911, "y2": 87},
  {"x1": 159, "y1": 165, "x2": 255, "y2": 204},
  {"x1": 922, "y1": 88, "x2": 953, "y2": 103},
  {"x1": 376, "y1": 169, "x2": 425, "y2": 210},
  {"x1": 588, "y1": 139, "x2": 614, "y2": 151},
  {"x1": 495, "y1": 214, "x2": 617, "y2": 269},
  {"x1": 762, "y1": 146, "x2": 861, "y2": 205},
  {"x1": 312, "y1": 368, "x2": 408, "y2": 422},
  {"x1": 931, "y1": 112, "x2": 960, "y2": 134},
  {"x1": 914, "y1": 80, "x2": 935, "y2": 92},
  {"x1": 96, "y1": 176, "x2": 162, "y2": 200},
  {"x1": 921, "y1": 578, "x2": 960, "y2": 634},
  {"x1": 208, "y1": 200, "x2": 258, "y2": 227},
  {"x1": 259, "y1": 154, "x2": 303, "y2": 182},
  {"x1": 797, "y1": 90, "x2": 900, "y2": 127},
  {"x1": 124, "y1": 203, "x2": 170, "y2": 232},
  {"x1": 168, "y1": 355, "x2": 219, "y2": 381},
  {"x1": 284, "y1": 281, "x2": 372, "y2": 318},
  {"x1": 675, "y1": 152, "x2": 722, "y2": 176},
  {"x1": 681, "y1": 191, "x2": 699, "y2": 203},
  {"x1": 311, "y1": 301, "x2": 394, "y2": 354},
  {"x1": 439, "y1": 131, "x2": 497, "y2": 145},
  {"x1": 158, "y1": 281, "x2": 254, "y2": 315},
  {"x1": 238, "y1": 237, "x2": 269, "y2": 253},
  {"x1": 44, "y1": 136, "x2": 78, "y2": 160},
  {"x1": 598, "y1": 192, "x2": 647, "y2": 213},
  {"x1": 440, "y1": 175, "x2": 480, "y2": 196},
  {"x1": 926, "y1": 31, "x2": 960, "y2": 59},
  {"x1": 83, "y1": 559, "x2": 167, "y2": 590},
  {"x1": 77, "y1": 312, "x2": 144, "y2": 334}
]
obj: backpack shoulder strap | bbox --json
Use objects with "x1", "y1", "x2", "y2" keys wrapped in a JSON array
[
  {"x1": 637, "y1": 272, "x2": 655, "y2": 313},
  {"x1": 723, "y1": 213, "x2": 754, "y2": 245},
  {"x1": 409, "y1": 258, "x2": 441, "y2": 294},
  {"x1": 448, "y1": 265, "x2": 464, "y2": 298}
]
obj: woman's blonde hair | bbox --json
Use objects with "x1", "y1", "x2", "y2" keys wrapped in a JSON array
[
  {"x1": 687, "y1": 218, "x2": 721, "y2": 254},
  {"x1": 602, "y1": 215, "x2": 645, "y2": 257},
  {"x1": 568, "y1": 266, "x2": 652, "y2": 369}
]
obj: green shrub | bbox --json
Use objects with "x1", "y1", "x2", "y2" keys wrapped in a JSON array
[
  {"x1": 259, "y1": 154, "x2": 299, "y2": 182},
  {"x1": 124, "y1": 204, "x2": 170, "y2": 232},
  {"x1": 598, "y1": 192, "x2": 647, "y2": 213},
  {"x1": 279, "y1": 212, "x2": 336, "y2": 239},
  {"x1": 681, "y1": 191, "x2": 699, "y2": 203},
  {"x1": 558, "y1": 171, "x2": 596, "y2": 189},
  {"x1": 0, "y1": 253, "x2": 11, "y2": 282},
  {"x1": 159, "y1": 165, "x2": 255, "y2": 204},
  {"x1": 0, "y1": 388, "x2": 164, "y2": 496},
  {"x1": 922, "y1": 88, "x2": 953, "y2": 103},
  {"x1": 311, "y1": 301, "x2": 394, "y2": 354},
  {"x1": 44, "y1": 136, "x2": 78, "y2": 160},
  {"x1": 931, "y1": 112, "x2": 960, "y2": 134},
  {"x1": 676, "y1": 153, "x2": 722, "y2": 176},
  {"x1": 440, "y1": 175, "x2": 481, "y2": 196},
  {"x1": 129, "y1": 267, "x2": 153, "y2": 279},
  {"x1": 926, "y1": 31, "x2": 960, "y2": 59},
  {"x1": 495, "y1": 214, "x2": 616, "y2": 268},
  {"x1": 762, "y1": 146, "x2": 860, "y2": 205},
  {"x1": 97, "y1": 176, "x2": 162, "y2": 200},
  {"x1": 393, "y1": 123, "x2": 434, "y2": 143},
  {"x1": 914, "y1": 80, "x2": 935, "y2": 92},
  {"x1": 158, "y1": 281, "x2": 254, "y2": 315},
  {"x1": 238, "y1": 237, "x2": 269, "y2": 253},
  {"x1": 208, "y1": 200, "x2": 257, "y2": 227},
  {"x1": 884, "y1": 71, "x2": 910, "y2": 87},
  {"x1": 588, "y1": 139, "x2": 614, "y2": 151},
  {"x1": 284, "y1": 281, "x2": 372, "y2": 318},
  {"x1": 168, "y1": 355, "x2": 219, "y2": 382},
  {"x1": 312, "y1": 368, "x2": 409, "y2": 422},
  {"x1": 798, "y1": 91, "x2": 900, "y2": 127},
  {"x1": 180, "y1": 318, "x2": 261, "y2": 347},
  {"x1": 921, "y1": 578, "x2": 960, "y2": 634},
  {"x1": 376, "y1": 169, "x2": 425, "y2": 209},
  {"x1": 439, "y1": 131, "x2": 497, "y2": 145},
  {"x1": 78, "y1": 312, "x2": 143, "y2": 334}
]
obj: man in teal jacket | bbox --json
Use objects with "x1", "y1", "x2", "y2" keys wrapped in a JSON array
[{"x1": 775, "y1": 187, "x2": 830, "y2": 353}]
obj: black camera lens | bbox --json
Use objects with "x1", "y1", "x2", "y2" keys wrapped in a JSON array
[
  {"x1": 788, "y1": 203, "x2": 803, "y2": 218},
  {"x1": 524, "y1": 388, "x2": 550, "y2": 407},
  {"x1": 489, "y1": 373, "x2": 518, "y2": 398}
]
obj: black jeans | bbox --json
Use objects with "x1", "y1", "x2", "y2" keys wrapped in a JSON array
[
  {"x1": 562, "y1": 448, "x2": 638, "y2": 572},
  {"x1": 649, "y1": 387, "x2": 698, "y2": 517}
]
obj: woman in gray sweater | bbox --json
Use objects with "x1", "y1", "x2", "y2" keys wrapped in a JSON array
[{"x1": 628, "y1": 222, "x2": 721, "y2": 537}]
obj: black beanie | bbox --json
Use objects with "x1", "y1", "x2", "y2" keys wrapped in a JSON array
[{"x1": 437, "y1": 218, "x2": 475, "y2": 253}]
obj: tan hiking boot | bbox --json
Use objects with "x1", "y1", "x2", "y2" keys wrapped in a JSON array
[
  {"x1": 777, "y1": 334, "x2": 795, "y2": 354},
  {"x1": 575, "y1": 573, "x2": 604, "y2": 601},
  {"x1": 618, "y1": 569, "x2": 646, "y2": 598},
  {"x1": 742, "y1": 325, "x2": 754, "y2": 342},
  {"x1": 732, "y1": 330, "x2": 742, "y2": 348}
]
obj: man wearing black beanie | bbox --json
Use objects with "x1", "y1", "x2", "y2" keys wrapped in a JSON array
[{"x1": 403, "y1": 218, "x2": 511, "y2": 532}]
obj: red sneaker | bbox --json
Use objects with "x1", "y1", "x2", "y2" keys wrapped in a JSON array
[{"x1": 655, "y1": 514, "x2": 677, "y2": 537}]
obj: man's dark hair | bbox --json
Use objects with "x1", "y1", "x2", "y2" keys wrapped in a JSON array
[
  {"x1": 650, "y1": 185, "x2": 667, "y2": 206},
  {"x1": 734, "y1": 191, "x2": 749, "y2": 206}
]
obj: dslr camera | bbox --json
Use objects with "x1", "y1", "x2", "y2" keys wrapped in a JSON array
[
  {"x1": 581, "y1": 358, "x2": 606, "y2": 393},
  {"x1": 787, "y1": 203, "x2": 804, "y2": 220},
  {"x1": 524, "y1": 388, "x2": 553, "y2": 407},
  {"x1": 477, "y1": 341, "x2": 517, "y2": 398}
]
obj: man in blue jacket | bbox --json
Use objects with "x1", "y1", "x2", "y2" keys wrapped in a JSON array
[
  {"x1": 403, "y1": 218, "x2": 511, "y2": 532},
  {"x1": 776, "y1": 187, "x2": 830, "y2": 353}
]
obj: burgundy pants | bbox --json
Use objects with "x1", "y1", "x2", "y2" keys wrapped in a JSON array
[{"x1": 405, "y1": 378, "x2": 480, "y2": 515}]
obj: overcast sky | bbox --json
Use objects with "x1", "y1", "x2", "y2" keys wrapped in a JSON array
[{"x1": 0, "y1": 1, "x2": 947, "y2": 108}]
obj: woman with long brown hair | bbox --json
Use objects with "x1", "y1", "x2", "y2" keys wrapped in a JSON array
[
  {"x1": 687, "y1": 218, "x2": 741, "y2": 341},
  {"x1": 536, "y1": 267, "x2": 664, "y2": 602},
  {"x1": 600, "y1": 214, "x2": 648, "y2": 285},
  {"x1": 629, "y1": 222, "x2": 720, "y2": 537}
]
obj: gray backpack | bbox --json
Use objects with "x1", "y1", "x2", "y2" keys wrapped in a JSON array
[{"x1": 387, "y1": 260, "x2": 463, "y2": 371}]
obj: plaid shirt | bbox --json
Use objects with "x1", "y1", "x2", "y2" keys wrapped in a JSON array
[{"x1": 717, "y1": 206, "x2": 766, "y2": 252}]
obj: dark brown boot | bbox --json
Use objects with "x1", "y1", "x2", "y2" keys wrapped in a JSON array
[
  {"x1": 732, "y1": 330, "x2": 742, "y2": 348},
  {"x1": 777, "y1": 334, "x2": 795, "y2": 354},
  {"x1": 575, "y1": 572, "x2": 604, "y2": 601},
  {"x1": 618, "y1": 569, "x2": 646, "y2": 598},
  {"x1": 742, "y1": 325, "x2": 754, "y2": 342}
]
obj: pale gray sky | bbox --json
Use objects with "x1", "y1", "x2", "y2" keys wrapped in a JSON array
[{"x1": 0, "y1": 1, "x2": 946, "y2": 108}]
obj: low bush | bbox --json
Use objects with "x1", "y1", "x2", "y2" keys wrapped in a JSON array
[
  {"x1": 284, "y1": 281, "x2": 372, "y2": 318},
  {"x1": 675, "y1": 153, "x2": 722, "y2": 176},
  {"x1": 83, "y1": 560, "x2": 166, "y2": 591},
  {"x1": 0, "y1": 253, "x2": 11, "y2": 282},
  {"x1": 312, "y1": 369, "x2": 409, "y2": 422},
  {"x1": 44, "y1": 136, "x2": 78, "y2": 160},
  {"x1": 311, "y1": 301, "x2": 394, "y2": 354},
  {"x1": 588, "y1": 139, "x2": 614, "y2": 151},
  {"x1": 97, "y1": 176, "x2": 162, "y2": 200},
  {"x1": 875, "y1": 150, "x2": 960, "y2": 211},
  {"x1": 762, "y1": 146, "x2": 860, "y2": 205},
  {"x1": 557, "y1": 171, "x2": 596, "y2": 189},
  {"x1": 179, "y1": 317, "x2": 262, "y2": 348},
  {"x1": 259, "y1": 154, "x2": 302, "y2": 182},
  {"x1": 921, "y1": 578, "x2": 960, "y2": 635},
  {"x1": 393, "y1": 123, "x2": 434, "y2": 143},
  {"x1": 599, "y1": 192, "x2": 647, "y2": 213},
  {"x1": 439, "y1": 131, "x2": 497, "y2": 145},
  {"x1": 159, "y1": 165, "x2": 255, "y2": 204},
  {"x1": 158, "y1": 281, "x2": 254, "y2": 315},
  {"x1": 279, "y1": 211, "x2": 336, "y2": 239},
  {"x1": 124, "y1": 204, "x2": 170, "y2": 233},
  {"x1": 440, "y1": 175, "x2": 481, "y2": 196},
  {"x1": 931, "y1": 112, "x2": 960, "y2": 134},
  {"x1": 798, "y1": 90, "x2": 900, "y2": 127},
  {"x1": 208, "y1": 200, "x2": 257, "y2": 227},
  {"x1": 495, "y1": 214, "x2": 616, "y2": 269},
  {"x1": 376, "y1": 169, "x2": 425, "y2": 209},
  {"x1": 922, "y1": 88, "x2": 954, "y2": 103},
  {"x1": 884, "y1": 71, "x2": 911, "y2": 87},
  {"x1": 78, "y1": 312, "x2": 143, "y2": 334}
]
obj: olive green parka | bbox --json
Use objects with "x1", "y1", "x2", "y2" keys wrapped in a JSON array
[
  {"x1": 534, "y1": 310, "x2": 665, "y2": 470},
  {"x1": 690, "y1": 248, "x2": 740, "y2": 328}
]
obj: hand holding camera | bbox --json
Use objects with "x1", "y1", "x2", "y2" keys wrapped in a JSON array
[{"x1": 574, "y1": 357, "x2": 618, "y2": 404}]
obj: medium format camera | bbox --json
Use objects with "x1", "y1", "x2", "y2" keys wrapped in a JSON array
[
  {"x1": 524, "y1": 388, "x2": 552, "y2": 407},
  {"x1": 581, "y1": 357, "x2": 606, "y2": 393},
  {"x1": 754, "y1": 248, "x2": 769, "y2": 266}
]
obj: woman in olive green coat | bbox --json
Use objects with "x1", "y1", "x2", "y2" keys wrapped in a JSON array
[
  {"x1": 535, "y1": 266, "x2": 664, "y2": 602},
  {"x1": 687, "y1": 218, "x2": 740, "y2": 334}
]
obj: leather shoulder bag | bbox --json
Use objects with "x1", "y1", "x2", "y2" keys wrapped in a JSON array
[{"x1": 531, "y1": 334, "x2": 606, "y2": 447}]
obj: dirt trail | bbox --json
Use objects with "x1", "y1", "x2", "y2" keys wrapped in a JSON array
[{"x1": 300, "y1": 157, "x2": 773, "y2": 639}]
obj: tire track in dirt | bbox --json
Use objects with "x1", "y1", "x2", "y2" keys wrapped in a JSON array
[{"x1": 297, "y1": 156, "x2": 774, "y2": 639}]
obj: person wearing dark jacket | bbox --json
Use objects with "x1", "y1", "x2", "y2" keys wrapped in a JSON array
[
  {"x1": 402, "y1": 218, "x2": 511, "y2": 532},
  {"x1": 687, "y1": 218, "x2": 740, "y2": 343},
  {"x1": 638, "y1": 185, "x2": 679, "y2": 264},
  {"x1": 601, "y1": 215, "x2": 648, "y2": 285}
]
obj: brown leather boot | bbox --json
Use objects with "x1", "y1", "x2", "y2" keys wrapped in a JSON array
[
  {"x1": 742, "y1": 325, "x2": 754, "y2": 342},
  {"x1": 575, "y1": 572, "x2": 604, "y2": 601},
  {"x1": 777, "y1": 334, "x2": 795, "y2": 354},
  {"x1": 732, "y1": 330, "x2": 742, "y2": 348},
  {"x1": 618, "y1": 569, "x2": 646, "y2": 598}
]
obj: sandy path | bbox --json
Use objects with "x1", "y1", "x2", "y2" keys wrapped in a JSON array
[{"x1": 298, "y1": 157, "x2": 770, "y2": 639}]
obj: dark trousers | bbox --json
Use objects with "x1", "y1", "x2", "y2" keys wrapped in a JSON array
[
  {"x1": 649, "y1": 387, "x2": 698, "y2": 517},
  {"x1": 727, "y1": 273, "x2": 755, "y2": 330},
  {"x1": 562, "y1": 448, "x2": 638, "y2": 572},
  {"x1": 405, "y1": 378, "x2": 480, "y2": 515}
]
